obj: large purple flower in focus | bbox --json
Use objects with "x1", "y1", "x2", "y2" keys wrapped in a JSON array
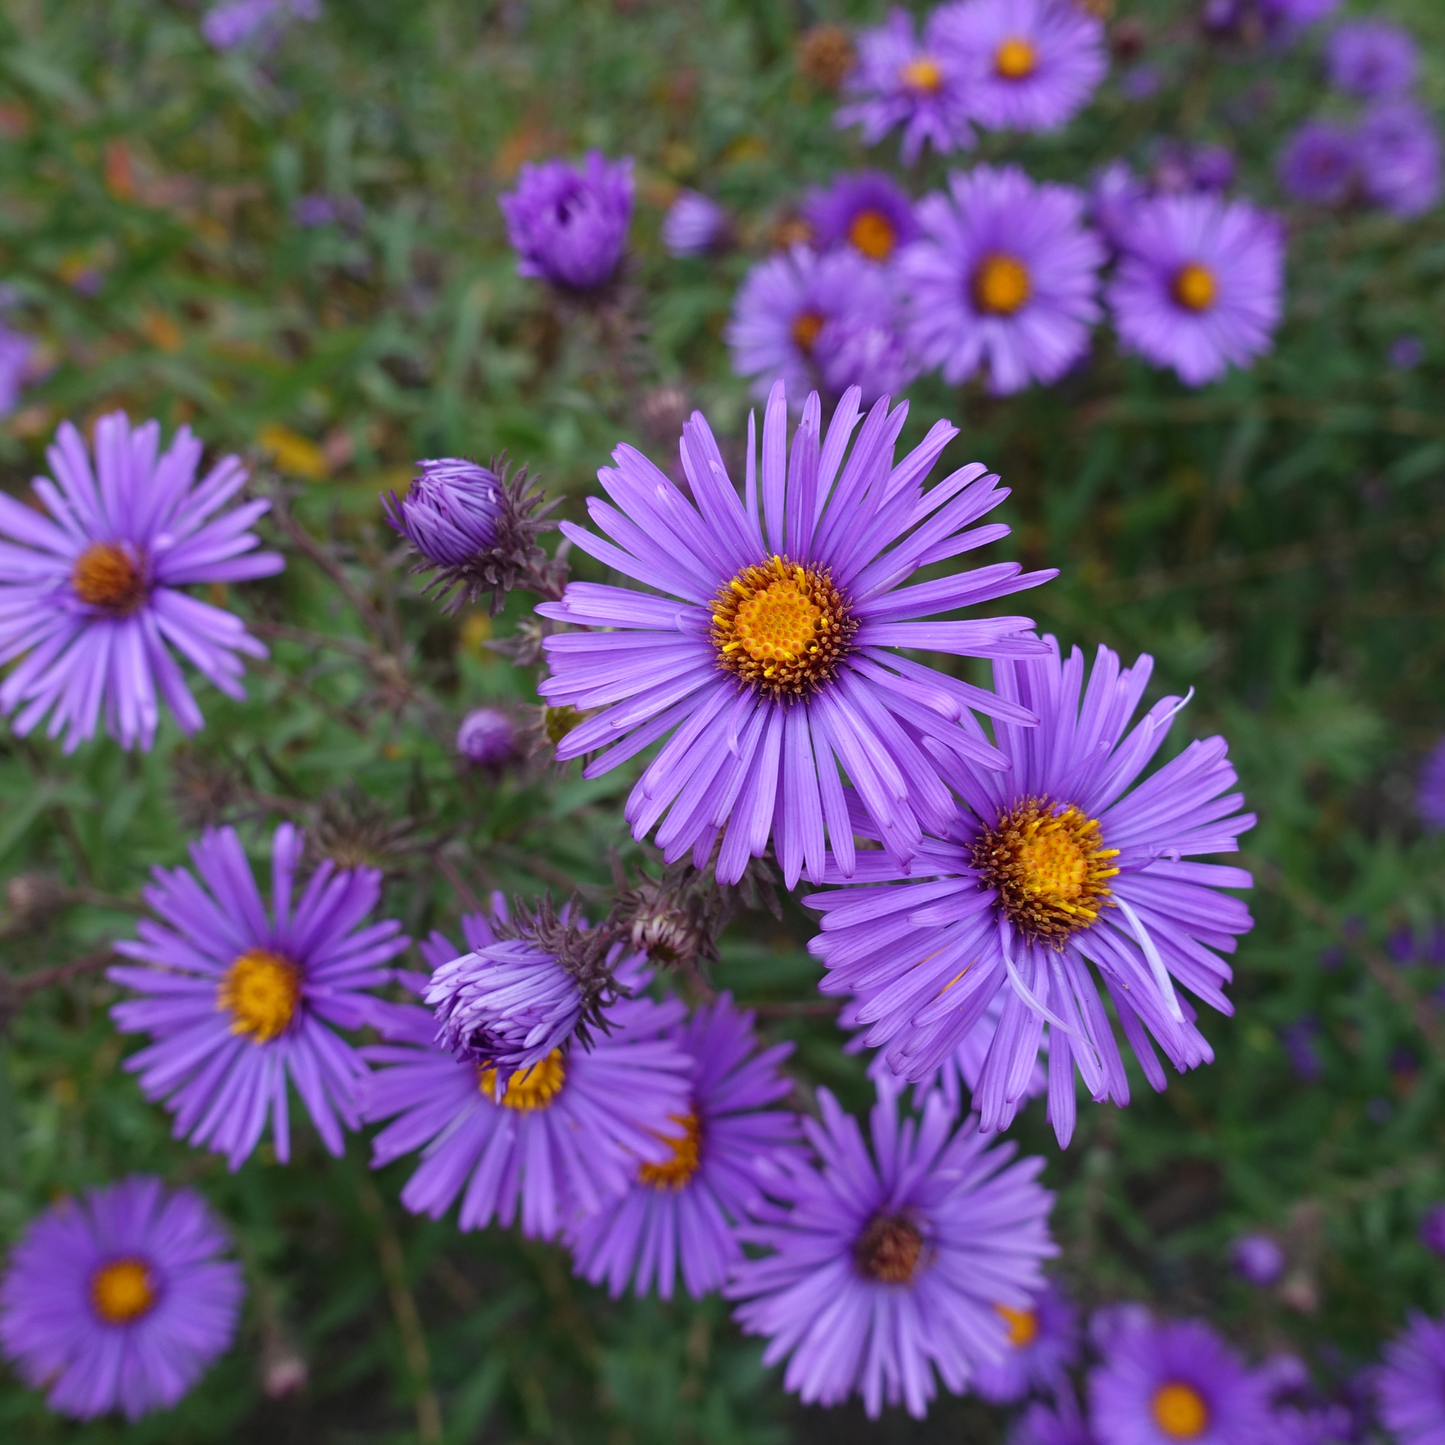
[
  {"x1": 900, "y1": 164, "x2": 1104, "y2": 395},
  {"x1": 1327, "y1": 21, "x2": 1418, "y2": 100},
  {"x1": 1107, "y1": 193, "x2": 1284, "y2": 387},
  {"x1": 727, "y1": 1086, "x2": 1056, "y2": 1419},
  {"x1": 0, "y1": 1176, "x2": 243, "y2": 1421},
  {"x1": 835, "y1": 8, "x2": 975, "y2": 164},
  {"x1": 807, "y1": 638, "x2": 1255, "y2": 1146},
  {"x1": 0, "y1": 413, "x2": 283, "y2": 753},
  {"x1": 935, "y1": 0, "x2": 1107, "y2": 135},
  {"x1": 567, "y1": 993, "x2": 800, "y2": 1299},
  {"x1": 110, "y1": 823, "x2": 408, "y2": 1169},
  {"x1": 1379, "y1": 1312, "x2": 1445, "y2": 1445},
  {"x1": 499, "y1": 152, "x2": 634, "y2": 293},
  {"x1": 972, "y1": 1280, "x2": 1080, "y2": 1404},
  {"x1": 1278, "y1": 121, "x2": 1359, "y2": 206},
  {"x1": 802, "y1": 172, "x2": 920, "y2": 265},
  {"x1": 1357, "y1": 102, "x2": 1442, "y2": 219},
  {"x1": 535, "y1": 380, "x2": 1055, "y2": 887},
  {"x1": 1089, "y1": 1313, "x2": 1273, "y2": 1445}
]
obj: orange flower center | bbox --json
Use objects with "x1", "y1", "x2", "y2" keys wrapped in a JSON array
[
  {"x1": 478, "y1": 1049, "x2": 567, "y2": 1111},
  {"x1": 791, "y1": 309, "x2": 825, "y2": 355},
  {"x1": 997, "y1": 1302, "x2": 1040, "y2": 1348},
  {"x1": 218, "y1": 948, "x2": 302, "y2": 1043},
  {"x1": 994, "y1": 36, "x2": 1039, "y2": 80},
  {"x1": 854, "y1": 1211, "x2": 925, "y2": 1284},
  {"x1": 899, "y1": 56, "x2": 944, "y2": 93},
  {"x1": 638, "y1": 1111, "x2": 703, "y2": 1190},
  {"x1": 1172, "y1": 262, "x2": 1218, "y2": 313},
  {"x1": 71, "y1": 542, "x2": 146, "y2": 614},
  {"x1": 1152, "y1": 1382, "x2": 1210, "y2": 1439},
  {"x1": 847, "y1": 208, "x2": 897, "y2": 261},
  {"x1": 972, "y1": 253, "x2": 1032, "y2": 315},
  {"x1": 90, "y1": 1257, "x2": 157, "y2": 1324}
]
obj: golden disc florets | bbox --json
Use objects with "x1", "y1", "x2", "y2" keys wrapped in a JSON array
[
  {"x1": 1172, "y1": 262, "x2": 1218, "y2": 313},
  {"x1": 1152, "y1": 1382, "x2": 1210, "y2": 1440},
  {"x1": 72, "y1": 542, "x2": 147, "y2": 615},
  {"x1": 711, "y1": 554, "x2": 856, "y2": 701},
  {"x1": 638, "y1": 1111, "x2": 704, "y2": 1190},
  {"x1": 996, "y1": 1302, "x2": 1040, "y2": 1348},
  {"x1": 478, "y1": 1049, "x2": 567, "y2": 1111},
  {"x1": 900, "y1": 56, "x2": 944, "y2": 94},
  {"x1": 218, "y1": 948, "x2": 302, "y2": 1044},
  {"x1": 848, "y1": 208, "x2": 897, "y2": 262},
  {"x1": 994, "y1": 36, "x2": 1039, "y2": 80},
  {"x1": 973, "y1": 253, "x2": 1033, "y2": 316},
  {"x1": 90, "y1": 1257, "x2": 158, "y2": 1325},
  {"x1": 971, "y1": 797, "x2": 1120, "y2": 945},
  {"x1": 854, "y1": 1211, "x2": 926, "y2": 1284}
]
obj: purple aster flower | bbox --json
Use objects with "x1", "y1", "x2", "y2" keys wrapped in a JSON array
[
  {"x1": 727, "y1": 1086, "x2": 1056, "y2": 1419},
  {"x1": 1121, "y1": 65, "x2": 1165, "y2": 101},
  {"x1": 456, "y1": 706, "x2": 518, "y2": 768},
  {"x1": 535, "y1": 381, "x2": 1056, "y2": 887},
  {"x1": 1278, "y1": 121, "x2": 1359, "y2": 205},
  {"x1": 0, "y1": 1176, "x2": 243, "y2": 1421},
  {"x1": 1358, "y1": 102, "x2": 1442, "y2": 219},
  {"x1": 662, "y1": 190, "x2": 732, "y2": 257},
  {"x1": 935, "y1": 0, "x2": 1107, "y2": 135},
  {"x1": 361, "y1": 921, "x2": 692, "y2": 1239},
  {"x1": 1190, "y1": 145, "x2": 1237, "y2": 193},
  {"x1": 1018, "y1": 1396, "x2": 1101, "y2": 1445},
  {"x1": 566, "y1": 993, "x2": 800, "y2": 1299},
  {"x1": 802, "y1": 172, "x2": 920, "y2": 265},
  {"x1": 807, "y1": 638, "x2": 1254, "y2": 1146},
  {"x1": 1107, "y1": 193, "x2": 1284, "y2": 387},
  {"x1": 1379, "y1": 1312, "x2": 1445, "y2": 1445},
  {"x1": 835, "y1": 8, "x2": 975, "y2": 165},
  {"x1": 1419, "y1": 1203, "x2": 1445, "y2": 1258},
  {"x1": 1279, "y1": 1016, "x2": 1324, "y2": 1081},
  {"x1": 900, "y1": 164, "x2": 1105, "y2": 395},
  {"x1": 972, "y1": 1280, "x2": 1080, "y2": 1404},
  {"x1": 201, "y1": 0, "x2": 318, "y2": 51},
  {"x1": 1418, "y1": 739, "x2": 1445, "y2": 829},
  {"x1": 1089, "y1": 162, "x2": 1150, "y2": 249},
  {"x1": 817, "y1": 308, "x2": 922, "y2": 407},
  {"x1": 0, "y1": 412, "x2": 283, "y2": 753},
  {"x1": 1327, "y1": 21, "x2": 1417, "y2": 99},
  {"x1": 1089, "y1": 1313, "x2": 1273, "y2": 1445},
  {"x1": 499, "y1": 152, "x2": 634, "y2": 293},
  {"x1": 1390, "y1": 335, "x2": 1425, "y2": 370},
  {"x1": 1257, "y1": 0, "x2": 1341, "y2": 41},
  {"x1": 109, "y1": 823, "x2": 407, "y2": 1170},
  {"x1": 1231, "y1": 1233, "x2": 1285, "y2": 1285},
  {"x1": 0, "y1": 321, "x2": 35, "y2": 416}
]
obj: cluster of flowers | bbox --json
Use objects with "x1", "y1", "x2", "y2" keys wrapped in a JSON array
[{"x1": 1278, "y1": 18, "x2": 1441, "y2": 217}]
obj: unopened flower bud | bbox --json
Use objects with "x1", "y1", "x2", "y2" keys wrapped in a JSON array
[{"x1": 456, "y1": 707, "x2": 519, "y2": 770}]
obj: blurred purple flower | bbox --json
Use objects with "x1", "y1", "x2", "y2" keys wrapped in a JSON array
[
  {"x1": 817, "y1": 311, "x2": 921, "y2": 408},
  {"x1": 1358, "y1": 102, "x2": 1441, "y2": 219},
  {"x1": 1278, "y1": 121, "x2": 1359, "y2": 205},
  {"x1": 1280, "y1": 1017, "x2": 1324, "y2": 1081},
  {"x1": 499, "y1": 152, "x2": 634, "y2": 292},
  {"x1": 1419, "y1": 738, "x2": 1445, "y2": 830},
  {"x1": 802, "y1": 171, "x2": 919, "y2": 264},
  {"x1": 971, "y1": 1281, "x2": 1080, "y2": 1404},
  {"x1": 293, "y1": 193, "x2": 338, "y2": 227},
  {"x1": 1191, "y1": 145, "x2": 1237, "y2": 192},
  {"x1": 1419, "y1": 1204, "x2": 1445, "y2": 1258},
  {"x1": 0, "y1": 322, "x2": 35, "y2": 416},
  {"x1": 1154, "y1": 142, "x2": 1236, "y2": 196},
  {"x1": 1257, "y1": 0, "x2": 1342, "y2": 42},
  {"x1": 1378, "y1": 1312, "x2": 1445, "y2": 1445},
  {"x1": 1231, "y1": 1233, "x2": 1286, "y2": 1285},
  {"x1": 1273, "y1": 1405, "x2": 1355, "y2": 1445},
  {"x1": 1089, "y1": 161, "x2": 1149, "y2": 248},
  {"x1": 1327, "y1": 21, "x2": 1418, "y2": 100},
  {"x1": 456, "y1": 707, "x2": 517, "y2": 769},
  {"x1": 661, "y1": 191, "x2": 731, "y2": 257},
  {"x1": 1389, "y1": 335, "x2": 1425, "y2": 370},
  {"x1": 1017, "y1": 1397, "x2": 1101, "y2": 1445},
  {"x1": 202, "y1": 0, "x2": 319, "y2": 51},
  {"x1": 1121, "y1": 65, "x2": 1165, "y2": 101}
]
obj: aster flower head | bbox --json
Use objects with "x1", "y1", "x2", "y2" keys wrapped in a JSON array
[
  {"x1": 819, "y1": 309, "x2": 923, "y2": 408},
  {"x1": 1089, "y1": 1313, "x2": 1273, "y2": 1445},
  {"x1": 1327, "y1": 21, "x2": 1418, "y2": 99},
  {"x1": 662, "y1": 190, "x2": 732, "y2": 257},
  {"x1": 1231, "y1": 1233, "x2": 1285, "y2": 1285},
  {"x1": 802, "y1": 172, "x2": 920, "y2": 265},
  {"x1": 1089, "y1": 161, "x2": 1149, "y2": 249},
  {"x1": 0, "y1": 320, "x2": 34, "y2": 416},
  {"x1": 0, "y1": 1176, "x2": 243, "y2": 1421},
  {"x1": 201, "y1": 0, "x2": 319, "y2": 51},
  {"x1": 456, "y1": 706, "x2": 518, "y2": 769},
  {"x1": 109, "y1": 823, "x2": 408, "y2": 1169},
  {"x1": 835, "y1": 8, "x2": 975, "y2": 165},
  {"x1": 362, "y1": 911, "x2": 692, "y2": 1239},
  {"x1": 1107, "y1": 193, "x2": 1284, "y2": 387},
  {"x1": 567, "y1": 993, "x2": 800, "y2": 1299},
  {"x1": 1278, "y1": 121, "x2": 1359, "y2": 206},
  {"x1": 1358, "y1": 101, "x2": 1442, "y2": 220},
  {"x1": 729, "y1": 1085, "x2": 1055, "y2": 1418},
  {"x1": 807, "y1": 638, "x2": 1255, "y2": 1146},
  {"x1": 972, "y1": 1280, "x2": 1081, "y2": 1404},
  {"x1": 0, "y1": 412, "x2": 283, "y2": 753},
  {"x1": 900, "y1": 164, "x2": 1105, "y2": 395},
  {"x1": 1379, "y1": 1312, "x2": 1445, "y2": 1445},
  {"x1": 935, "y1": 0, "x2": 1107, "y2": 135},
  {"x1": 536, "y1": 380, "x2": 1056, "y2": 888},
  {"x1": 1420, "y1": 1203, "x2": 1445, "y2": 1257},
  {"x1": 499, "y1": 152, "x2": 634, "y2": 293}
]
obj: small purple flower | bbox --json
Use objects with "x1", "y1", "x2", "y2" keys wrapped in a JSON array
[
  {"x1": 0, "y1": 321, "x2": 35, "y2": 416},
  {"x1": 1358, "y1": 102, "x2": 1442, "y2": 219},
  {"x1": 835, "y1": 8, "x2": 975, "y2": 165},
  {"x1": 0, "y1": 1176, "x2": 243, "y2": 1421},
  {"x1": 456, "y1": 707, "x2": 517, "y2": 768},
  {"x1": 0, "y1": 412, "x2": 283, "y2": 752},
  {"x1": 109, "y1": 824, "x2": 408, "y2": 1169},
  {"x1": 1419, "y1": 1203, "x2": 1445, "y2": 1258},
  {"x1": 1279, "y1": 1017, "x2": 1325, "y2": 1081},
  {"x1": 818, "y1": 308, "x2": 922, "y2": 407},
  {"x1": 661, "y1": 190, "x2": 731, "y2": 257},
  {"x1": 900, "y1": 163, "x2": 1104, "y2": 395},
  {"x1": 802, "y1": 172, "x2": 920, "y2": 265},
  {"x1": 1190, "y1": 145, "x2": 1237, "y2": 193},
  {"x1": 1121, "y1": 65, "x2": 1165, "y2": 102},
  {"x1": 1390, "y1": 335, "x2": 1425, "y2": 370},
  {"x1": 1018, "y1": 1397, "x2": 1101, "y2": 1445},
  {"x1": 727, "y1": 1086, "x2": 1056, "y2": 1419},
  {"x1": 201, "y1": 0, "x2": 319, "y2": 51},
  {"x1": 1378, "y1": 1312, "x2": 1445, "y2": 1445},
  {"x1": 385, "y1": 459, "x2": 502, "y2": 569},
  {"x1": 566, "y1": 993, "x2": 800, "y2": 1299},
  {"x1": 291, "y1": 193, "x2": 360, "y2": 229},
  {"x1": 1089, "y1": 1313, "x2": 1273, "y2": 1445},
  {"x1": 1327, "y1": 21, "x2": 1417, "y2": 100},
  {"x1": 1231, "y1": 1233, "x2": 1285, "y2": 1285},
  {"x1": 1418, "y1": 739, "x2": 1445, "y2": 829},
  {"x1": 972, "y1": 1281, "x2": 1080, "y2": 1404},
  {"x1": 1107, "y1": 192, "x2": 1284, "y2": 387},
  {"x1": 499, "y1": 152, "x2": 634, "y2": 293},
  {"x1": 1089, "y1": 162, "x2": 1149, "y2": 248},
  {"x1": 1257, "y1": 0, "x2": 1341, "y2": 41},
  {"x1": 936, "y1": 0, "x2": 1108, "y2": 135},
  {"x1": 1278, "y1": 121, "x2": 1359, "y2": 205}
]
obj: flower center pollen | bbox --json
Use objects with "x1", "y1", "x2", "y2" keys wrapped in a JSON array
[
  {"x1": 997, "y1": 1303, "x2": 1040, "y2": 1348},
  {"x1": 479, "y1": 1049, "x2": 566, "y2": 1111},
  {"x1": 855, "y1": 1211, "x2": 926, "y2": 1284},
  {"x1": 994, "y1": 36, "x2": 1038, "y2": 80},
  {"x1": 973, "y1": 254, "x2": 1032, "y2": 316},
  {"x1": 848, "y1": 208, "x2": 897, "y2": 261},
  {"x1": 90, "y1": 1257, "x2": 157, "y2": 1325},
  {"x1": 971, "y1": 797, "x2": 1120, "y2": 945},
  {"x1": 791, "y1": 309, "x2": 825, "y2": 355},
  {"x1": 1172, "y1": 262, "x2": 1218, "y2": 313},
  {"x1": 218, "y1": 949, "x2": 302, "y2": 1043},
  {"x1": 900, "y1": 56, "x2": 944, "y2": 93},
  {"x1": 712, "y1": 555, "x2": 855, "y2": 700},
  {"x1": 638, "y1": 1111, "x2": 703, "y2": 1189},
  {"x1": 1152, "y1": 1382, "x2": 1210, "y2": 1440},
  {"x1": 72, "y1": 542, "x2": 146, "y2": 614}
]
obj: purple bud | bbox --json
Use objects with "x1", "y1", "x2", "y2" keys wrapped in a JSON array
[
  {"x1": 385, "y1": 460, "x2": 502, "y2": 569},
  {"x1": 1389, "y1": 335, "x2": 1425, "y2": 370},
  {"x1": 1191, "y1": 144, "x2": 1236, "y2": 192},
  {"x1": 456, "y1": 707, "x2": 517, "y2": 769},
  {"x1": 662, "y1": 190, "x2": 731, "y2": 258},
  {"x1": 1419, "y1": 1203, "x2": 1445, "y2": 1258},
  {"x1": 499, "y1": 152, "x2": 634, "y2": 293},
  {"x1": 1232, "y1": 1233, "x2": 1286, "y2": 1285}
]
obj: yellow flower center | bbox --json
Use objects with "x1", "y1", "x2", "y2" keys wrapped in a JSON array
[
  {"x1": 711, "y1": 554, "x2": 856, "y2": 700},
  {"x1": 972, "y1": 253, "x2": 1032, "y2": 316},
  {"x1": 478, "y1": 1049, "x2": 567, "y2": 1111},
  {"x1": 637, "y1": 1111, "x2": 703, "y2": 1190},
  {"x1": 971, "y1": 797, "x2": 1120, "y2": 945},
  {"x1": 854, "y1": 1211, "x2": 925, "y2": 1284},
  {"x1": 847, "y1": 208, "x2": 897, "y2": 262},
  {"x1": 900, "y1": 56, "x2": 944, "y2": 93},
  {"x1": 218, "y1": 948, "x2": 302, "y2": 1043},
  {"x1": 1172, "y1": 262, "x2": 1218, "y2": 313},
  {"x1": 996, "y1": 1303, "x2": 1040, "y2": 1348},
  {"x1": 71, "y1": 542, "x2": 146, "y2": 614},
  {"x1": 1152, "y1": 1382, "x2": 1210, "y2": 1440},
  {"x1": 90, "y1": 1257, "x2": 157, "y2": 1325},
  {"x1": 791, "y1": 309, "x2": 825, "y2": 355},
  {"x1": 994, "y1": 36, "x2": 1039, "y2": 80}
]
